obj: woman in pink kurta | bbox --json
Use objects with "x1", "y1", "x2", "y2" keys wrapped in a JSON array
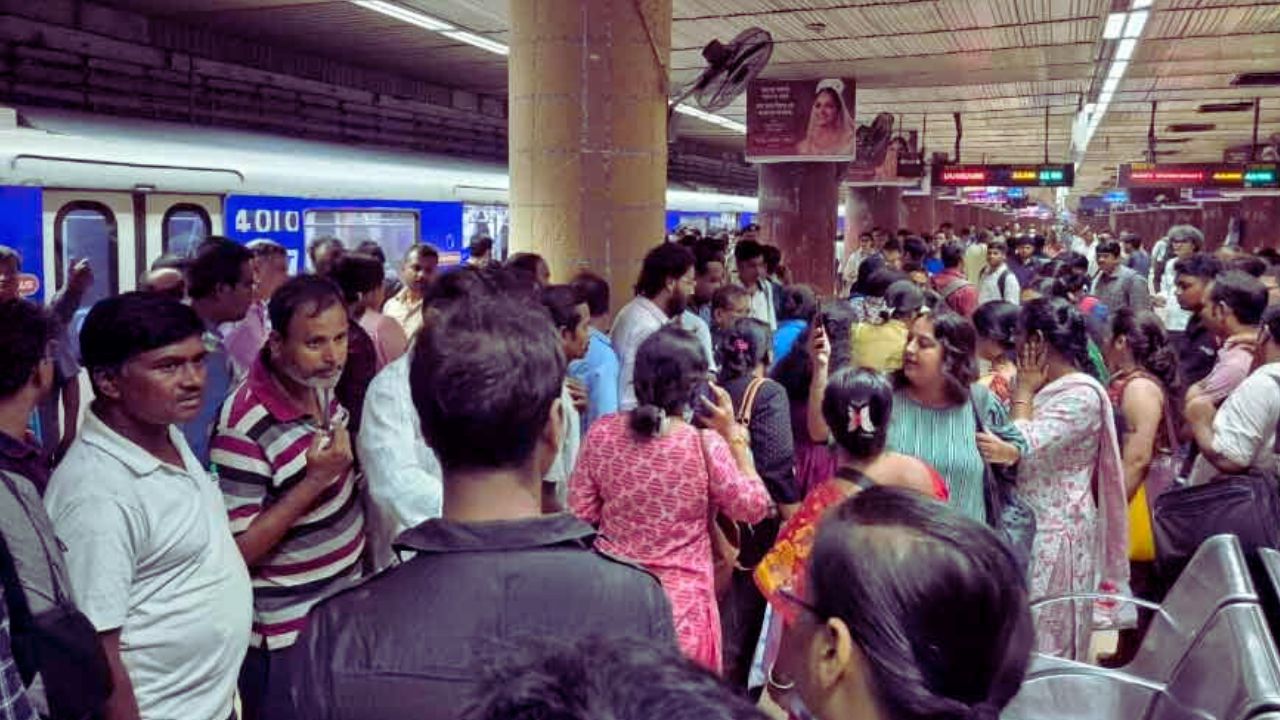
[{"x1": 570, "y1": 325, "x2": 772, "y2": 673}]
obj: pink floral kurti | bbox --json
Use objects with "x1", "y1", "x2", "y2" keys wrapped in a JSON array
[
  {"x1": 570, "y1": 415, "x2": 772, "y2": 672},
  {"x1": 1014, "y1": 373, "x2": 1128, "y2": 659}
]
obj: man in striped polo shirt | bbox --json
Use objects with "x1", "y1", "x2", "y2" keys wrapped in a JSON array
[{"x1": 210, "y1": 275, "x2": 365, "y2": 720}]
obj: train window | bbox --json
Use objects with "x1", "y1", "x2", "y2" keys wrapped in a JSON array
[
  {"x1": 304, "y1": 209, "x2": 419, "y2": 274},
  {"x1": 54, "y1": 202, "x2": 118, "y2": 308},
  {"x1": 163, "y1": 204, "x2": 212, "y2": 257}
]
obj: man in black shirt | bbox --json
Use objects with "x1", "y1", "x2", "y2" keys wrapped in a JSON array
[
  {"x1": 292, "y1": 284, "x2": 674, "y2": 720},
  {"x1": 1173, "y1": 253, "x2": 1223, "y2": 390}
]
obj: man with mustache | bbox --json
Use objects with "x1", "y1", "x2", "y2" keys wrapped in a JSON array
[
  {"x1": 210, "y1": 275, "x2": 364, "y2": 720},
  {"x1": 44, "y1": 293, "x2": 252, "y2": 720}
]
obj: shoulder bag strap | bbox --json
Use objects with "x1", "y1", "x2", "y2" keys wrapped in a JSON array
[
  {"x1": 0, "y1": 514, "x2": 34, "y2": 683},
  {"x1": 737, "y1": 378, "x2": 767, "y2": 428},
  {"x1": 968, "y1": 389, "x2": 1003, "y2": 527},
  {"x1": 833, "y1": 465, "x2": 876, "y2": 491},
  {"x1": 0, "y1": 471, "x2": 69, "y2": 605}
]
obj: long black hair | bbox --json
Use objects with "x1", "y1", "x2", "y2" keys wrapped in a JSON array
[
  {"x1": 1110, "y1": 307, "x2": 1179, "y2": 394},
  {"x1": 772, "y1": 301, "x2": 856, "y2": 403},
  {"x1": 808, "y1": 487, "x2": 1033, "y2": 720},
  {"x1": 631, "y1": 325, "x2": 708, "y2": 437},
  {"x1": 972, "y1": 301, "x2": 1020, "y2": 358},
  {"x1": 891, "y1": 312, "x2": 978, "y2": 406},
  {"x1": 1020, "y1": 297, "x2": 1091, "y2": 373}
]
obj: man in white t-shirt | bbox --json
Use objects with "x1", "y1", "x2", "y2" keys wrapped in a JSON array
[
  {"x1": 1186, "y1": 305, "x2": 1280, "y2": 485},
  {"x1": 1153, "y1": 225, "x2": 1204, "y2": 334},
  {"x1": 44, "y1": 293, "x2": 252, "y2": 720},
  {"x1": 977, "y1": 237, "x2": 1021, "y2": 306},
  {"x1": 612, "y1": 243, "x2": 696, "y2": 410}
]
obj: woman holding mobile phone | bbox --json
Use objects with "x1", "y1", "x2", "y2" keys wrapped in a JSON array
[
  {"x1": 570, "y1": 325, "x2": 772, "y2": 674},
  {"x1": 771, "y1": 302, "x2": 857, "y2": 499}
]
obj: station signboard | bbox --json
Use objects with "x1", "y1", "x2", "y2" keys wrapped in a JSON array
[
  {"x1": 1117, "y1": 163, "x2": 1279, "y2": 189},
  {"x1": 930, "y1": 163, "x2": 1074, "y2": 188}
]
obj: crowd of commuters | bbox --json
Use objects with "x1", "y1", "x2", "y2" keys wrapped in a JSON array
[{"x1": 0, "y1": 215, "x2": 1275, "y2": 720}]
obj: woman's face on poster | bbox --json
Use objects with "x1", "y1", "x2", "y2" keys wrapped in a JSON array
[{"x1": 813, "y1": 89, "x2": 839, "y2": 128}]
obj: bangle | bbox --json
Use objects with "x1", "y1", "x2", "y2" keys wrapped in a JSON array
[{"x1": 729, "y1": 429, "x2": 750, "y2": 448}]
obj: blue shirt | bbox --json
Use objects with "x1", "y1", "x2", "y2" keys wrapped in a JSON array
[
  {"x1": 181, "y1": 325, "x2": 234, "y2": 468},
  {"x1": 568, "y1": 328, "x2": 620, "y2": 434},
  {"x1": 924, "y1": 257, "x2": 944, "y2": 276},
  {"x1": 772, "y1": 319, "x2": 807, "y2": 369}
]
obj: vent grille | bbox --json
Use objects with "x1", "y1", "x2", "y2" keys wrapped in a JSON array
[
  {"x1": 1198, "y1": 101, "x2": 1254, "y2": 113},
  {"x1": 1232, "y1": 73, "x2": 1280, "y2": 87},
  {"x1": 1166, "y1": 123, "x2": 1216, "y2": 133}
]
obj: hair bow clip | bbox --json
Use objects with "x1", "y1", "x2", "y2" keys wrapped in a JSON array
[
  {"x1": 847, "y1": 404, "x2": 875, "y2": 434},
  {"x1": 732, "y1": 338, "x2": 751, "y2": 352}
]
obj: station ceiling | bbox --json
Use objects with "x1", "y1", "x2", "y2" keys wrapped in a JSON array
[{"x1": 97, "y1": 0, "x2": 1280, "y2": 202}]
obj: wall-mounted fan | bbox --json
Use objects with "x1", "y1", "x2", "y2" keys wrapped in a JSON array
[
  {"x1": 1261, "y1": 133, "x2": 1280, "y2": 162},
  {"x1": 855, "y1": 113, "x2": 895, "y2": 165},
  {"x1": 668, "y1": 28, "x2": 772, "y2": 136}
]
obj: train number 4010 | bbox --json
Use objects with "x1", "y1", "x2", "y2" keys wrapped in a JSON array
[{"x1": 234, "y1": 209, "x2": 301, "y2": 234}]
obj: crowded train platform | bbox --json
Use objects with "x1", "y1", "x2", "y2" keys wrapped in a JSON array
[{"x1": 1, "y1": 0, "x2": 1280, "y2": 718}]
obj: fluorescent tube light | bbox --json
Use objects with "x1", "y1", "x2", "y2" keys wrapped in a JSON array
[
  {"x1": 442, "y1": 30, "x2": 509, "y2": 56},
  {"x1": 1107, "y1": 60, "x2": 1129, "y2": 80},
  {"x1": 351, "y1": 0, "x2": 454, "y2": 32},
  {"x1": 674, "y1": 104, "x2": 747, "y2": 133},
  {"x1": 1124, "y1": 10, "x2": 1148, "y2": 38},
  {"x1": 1116, "y1": 38, "x2": 1137, "y2": 61},
  {"x1": 1104, "y1": 13, "x2": 1127, "y2": 39}
]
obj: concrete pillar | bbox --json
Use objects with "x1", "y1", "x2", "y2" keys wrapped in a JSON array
[
  {"x1": 902, "y1": 194, "x2": 935, "y2": 234},
  {"x1": 846, "y1": 186, "x2": 905, "y2": 242},
  {"x1": 508, "y1": 0, "x2": 672, "y2": 298},
  {"x1": 758, "y1": 162, "x2": 843, "y2": 294}
]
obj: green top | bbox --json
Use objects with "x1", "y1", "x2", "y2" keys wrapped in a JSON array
[{"x1": 887, "y1": 383, "x2": 1028, "y2": 522}]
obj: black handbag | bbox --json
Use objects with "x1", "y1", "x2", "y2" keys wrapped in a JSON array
[
  {"x1": 969, "y1": 391, "x2": 1037, "y2": 576},
  {"x1": 1153, "y1": 471, "x2": 1280, "y2": 580},
  {"x1": 0, "y1": 472, "x2": 111, "y2": 720}
]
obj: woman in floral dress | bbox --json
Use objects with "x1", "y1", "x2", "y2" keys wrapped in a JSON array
[
  {"x1": 998, "y1": 297, "x2": 1128, "y2": 658},
  {"x1": 570, "y1": 325, "x2": 772, "y2": 673}
]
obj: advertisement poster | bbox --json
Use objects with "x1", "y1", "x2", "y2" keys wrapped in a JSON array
[
  {"x1": 0, "y1": 186, "x2": 44, "y2": 302},
  {"x1": 746, "y1": 78, "x2": 856, "y2": 163},
  {"x1": 462, "y1": 204, "x2": 510, "y2": 262}
]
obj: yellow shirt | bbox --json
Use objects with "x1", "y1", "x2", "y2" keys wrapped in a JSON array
[{"x1": 851, "y1": 320, "x2": 909, "y2": 373}]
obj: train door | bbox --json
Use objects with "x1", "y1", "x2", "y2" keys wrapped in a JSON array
[
  {"x1": 39, "y1": 190, "x2": 136, "y2": 449},
  {"x1": 142, "y1": 193, "x2": 223, "y2": 265},
  {"x1": 41, "y1": 190, "x2": 134, "y2": 307}
]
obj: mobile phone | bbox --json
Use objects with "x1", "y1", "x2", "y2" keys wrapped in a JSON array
[{"x1": 691, "y1": 381, "x2": 716, "y2": 417}]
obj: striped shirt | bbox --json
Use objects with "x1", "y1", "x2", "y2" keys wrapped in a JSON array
[
  {"x1": 886, "y1": 384, "x2": 1027, "y2": 522},
  {"x1": 210, "y1": 358, "x2": 365, "y2": 650}
]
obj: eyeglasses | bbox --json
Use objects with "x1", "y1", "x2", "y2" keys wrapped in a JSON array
[{"x1": 772, "y1": 588, "x2": 821, "y2": 626}]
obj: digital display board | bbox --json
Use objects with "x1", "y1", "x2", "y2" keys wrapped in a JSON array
[
  {"x1": 1118, "y1": 163, "x2": 1279, "y2": 189},
  {"x1": 931, "y1": 163, "x2": 1074, "y2": 188}
]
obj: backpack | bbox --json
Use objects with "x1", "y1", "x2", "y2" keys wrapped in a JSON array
[
  {"x1": 938, "y1": 277, "x2": 972, "y2": 301},
  {"x1": 983, "y1": 268, "x2": 1011, "y2": 302},
  {"x1": 0, "y1": 471, "x2": 111, "y2": 720}
]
